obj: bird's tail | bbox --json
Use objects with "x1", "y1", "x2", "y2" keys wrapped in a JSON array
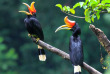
[
  {"x1": 74, "y1": 65, "x2": 81, "y2": 74},
  {"x1": 38, "y1": 45, "x2": 46, "y2": 61}
]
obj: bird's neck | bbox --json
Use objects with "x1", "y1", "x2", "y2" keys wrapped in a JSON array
[
  {"x1": 32, "y1": 13, "x2": 36, "y2": 18},
  {"x1": 72, "y1": 32, "x2": 79, "y2": 38},
  {"x1": 72, "y1": 23, "x2": 81, "y2": 38},
  {"x1": 72, "y1": 31, "x2": 80, "y2": 42},
  {"x1": 27, "y1": 15, "x2": 31, "y2": 18},
  {"x1": 72, "y1": 28, "x2": 81, "y2": 38}
]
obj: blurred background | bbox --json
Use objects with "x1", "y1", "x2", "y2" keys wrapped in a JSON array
[{"x1": 0, "y1": 0, "x2": 110, "y2": 74}]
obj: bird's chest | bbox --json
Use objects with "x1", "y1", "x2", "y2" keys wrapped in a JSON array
[
  {"x1": 26, "y1": 22, "x2": 33, "y2": 29},
  {"x1": 69, "y1": 36, "x2": 81, "y2": 52},
  {"x1": 25, "y1": 20, "x2": 36, "y2": 34},
  {"x1": 72, "y1": 42, "x2": 80, "y2": 47}
]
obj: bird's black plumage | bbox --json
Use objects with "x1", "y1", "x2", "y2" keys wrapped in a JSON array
[
  {"x1": 55, "y1": 16, "x2": 83, "y2": 73},
  {"x1": 69, "y1": 23, "x2": 83, "y2": 74},
  {"x1": 69, "y1": 23, "x2": 83, "y2": 65},
  {"x1": 24, "y1": 14, "x2": 46, "y2": 61},
  {"x1": 24, "y1": 14, "x2": 44, "y2": 40},
  {"x1": 69, "y1": 35, "x2": 83, "y2": 65}
]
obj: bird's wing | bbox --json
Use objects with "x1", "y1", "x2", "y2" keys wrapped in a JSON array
[{"x1": 30, "y1": 18, "x2": 44, "y2": 40}]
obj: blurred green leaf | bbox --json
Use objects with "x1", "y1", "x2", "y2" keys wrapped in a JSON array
[
  {"x1": 105, "y1": 0, "x2": 110, "y2": 3},
  {"x1": 0, "y1": 37, "x2": 4, "y2": 43},
  {"x1": 84, "y1": 9, "x2": 88, "y2": 15},
  {"x1": 66, "y1": 6, "x2": 70, "y2": 12},
  {"x1": 96, "y1": 10, "x2": 101, "y2": 20},
  {"x1": 63, "y1": 6, "x2": 68, "y2": 12},
  {"x1": 70, "y1": 9, "x2": 75, "y2": 14},
  {"x1": 91, "y1": 14, "x2": 96, "y2": 22},
  {"x1": 2, "y1": 64, "x2": 8, "y2": 70},
  {"x1": 90, "y1": 0, "x2": 98, "y2": 4},
  {"x1": 98, "y1": 0, "x2": 100, "y2": 3},
  {"x1": 79, "y1": 2, "x2": 84, "y2": 8},
  {"x1": 84, "y1": 9, "x2": 91, "y2": 23},
  {"x1": 0, "y1": 44, "x2": 7, "y2": 51},
  {"x1": 83, "y1": 5, "x2": 87, "y2": 9},
  {"x1": 5, "y1": 48, "x2": 18, "y2": 59},
  {"x1": 86, "y1": 0, "x2": 89, "y2": 3},
  {"x1": 105, "y1": 4, "x2": 110, "y2": 7},
  {"x1": 73, "y1": 3, "x2": 80, "y2": 9},
  {"x1": 107, "y1": 7, "x2": 110, "y2": 13},
  {"x1": 93, "y1": 7, "x2": 99, "y2": 11},
  {"x1": 56, "y1": 4, "x2": 63, "y2": 10}
]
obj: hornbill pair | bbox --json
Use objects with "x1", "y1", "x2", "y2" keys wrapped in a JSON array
[{"x1": 19, "y1": 1, "x2": 84, "y2": 74}]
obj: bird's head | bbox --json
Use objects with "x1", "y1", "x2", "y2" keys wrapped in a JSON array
[
  {"x1": 55, "y1": 16, "x2": 76, "y2": 33},
  {"x1": 19, "y1": 1, "x2": 36, "y2": 15}
]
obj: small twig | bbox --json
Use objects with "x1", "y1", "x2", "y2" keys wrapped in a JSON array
[
  {"x1": 89, "y1": 24, "x2": 110, "y2": 54},
  {"x1": 101, "y1": 11, "x2": 108, "y2": 13},
  {"x1": 63, "y1": 11, "x2": 86, "y2": 18},
  {"x1": 31, "y1": 36, "x2": 102, "y2": 74},
  {"x1": 62, "y1": 10, "x2": 107, "y2": 19}
]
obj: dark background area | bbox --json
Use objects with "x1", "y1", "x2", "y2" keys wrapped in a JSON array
[{"x1": 0, "y1": 0, "x2": 110, "y2": 74}]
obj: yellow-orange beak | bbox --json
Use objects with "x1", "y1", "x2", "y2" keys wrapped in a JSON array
[
  {"x1": 55, "y1": 25, "x2": 71, "y2": 33},
  {"x1": 19, "y1": 11, "x2": 31, "y2": 15},
  {"x1": 55, "y1": 16, "x2": 75, "y2": 33},
  {"x1": 19, "y1": 1, "x2": 36, "y2": 15}
]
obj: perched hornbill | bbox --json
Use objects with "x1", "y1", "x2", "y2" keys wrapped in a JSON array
[
  {"x1": 55, "y1": 16, "x2": 83, "y2": 74},
  {"x1": 19, "y1": 2, "x2": 46, "y2": 61}
]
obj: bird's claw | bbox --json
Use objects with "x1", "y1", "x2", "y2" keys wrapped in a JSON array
[
  {"x1": 28, "y1": 34, "x2": 31, "y2": 37},
  {"x1": 36, "y1": 38, "x2": 40, "y2": 42}
]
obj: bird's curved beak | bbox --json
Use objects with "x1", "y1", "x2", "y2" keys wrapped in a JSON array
[
  {"x1": 55, "y1": 25, "x2": 71, "y2": 33},
  {"x1": 19, "y1": 2, "x2": 31, "y2": 15},
  {"x1": 55, "y1": 16, "x2": 75, "y2": 33},
  {"x1": 19, "y1": 1, "x2": 36, "y2": 15},
  {"x1": 19, "y1": 11, "x2": 31, "y2": 15}
]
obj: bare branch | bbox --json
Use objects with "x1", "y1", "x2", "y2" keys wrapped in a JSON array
[
  {"x1": 31, "y1": 36, "x2": 102, "y2": 74},
  {"x1": 89, "y1": 24, "x2": 110, "y2": 54}
]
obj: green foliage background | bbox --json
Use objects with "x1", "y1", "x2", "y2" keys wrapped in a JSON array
[{"x1": 0, "y1": 0, "x2": 110, "y2": 74}]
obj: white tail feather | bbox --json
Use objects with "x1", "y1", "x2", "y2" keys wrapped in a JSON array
[
  {"x1": 39, "y1": 55, "x2": 46, "y2": 61},
  {"x1": 74, "y1": 65, "x2": 81, "y2": 73}
]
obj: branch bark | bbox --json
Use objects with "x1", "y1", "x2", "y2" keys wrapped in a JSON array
[
  {"x1": 31, "y1": 36, "x2": 102, "y2": 74},
  {"x1": 89, "y1": 24, "x2": 110, "y2": 54}
]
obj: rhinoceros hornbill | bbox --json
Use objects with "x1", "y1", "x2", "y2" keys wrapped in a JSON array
[
  {"x1": 55, "y1": 16, "x2": 84, "y2": 74},
  {"x1": 19, "y1": 1, "x2": 46, "y2": 61}
]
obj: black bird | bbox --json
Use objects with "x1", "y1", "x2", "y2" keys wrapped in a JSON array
[
  {"x1": 55, "y1": 16, "x2": 83, "y2": 74},
  {"x1": 19, "y1": 2, "x2": 46, "y2": 61}
]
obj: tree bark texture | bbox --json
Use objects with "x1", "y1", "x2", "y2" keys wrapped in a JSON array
[{"x1": 89, "y1": 24, "x2": 110, "y2": 54}]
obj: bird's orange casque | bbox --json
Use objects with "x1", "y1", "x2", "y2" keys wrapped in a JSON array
[
  {"x1": 64, "y1": 16, "x2": 75, "y2": 28},
  {"x1": 19, "y1": 1, "x2": 36, "y2": 15},
  {"x1": 55, "y1": 16, "x2": 76, "y2": 33},
  {"x1": 23, "y1": 1, "x2": 36, "y2": 14}
]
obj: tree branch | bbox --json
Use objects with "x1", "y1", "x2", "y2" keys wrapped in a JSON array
[
  {"x1": 62, "y1": 11, "x2": 107, "y2": 19},
  {"x1": 31, "y1": 36, "x2": 102, "y2": 74},
  {"x1": 89, "y1": 24, "x2": 110, "y2": 54},
  {"x1": 62, "y1": 11, "x2": 85, "y2": 18}
]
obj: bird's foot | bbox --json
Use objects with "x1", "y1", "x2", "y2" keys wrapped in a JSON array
[{"x1": 36, "y1": 38, "x2": 40, "y2": 43}]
